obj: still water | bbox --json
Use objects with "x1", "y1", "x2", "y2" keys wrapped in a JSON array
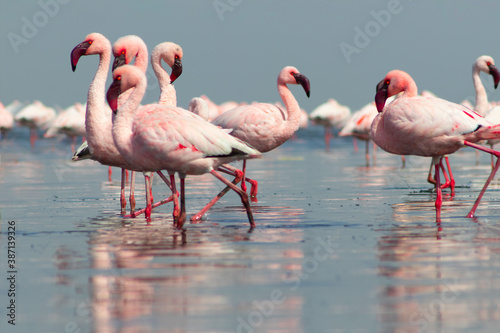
[{"x1": 1, "y1": 127, "x2": 500, "y2": 333}]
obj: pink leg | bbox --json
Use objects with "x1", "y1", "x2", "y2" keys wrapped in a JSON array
[
  {"x1": 177, "y1": 175, "x2": 187, "y2": 229},
  {"x1": 444, "y1": 156, "x2": 455, "y2": 195},
  {"x1": 220, "y1": 164, "x2": 258, "y2": 202},
  {"x1": 325, "y1": 127, "x2": 332, "y2": 151},
  {"x1": 108, "y1": 166, "x2": 112, "y2": 182},
  {"x1": 434, "y1": 161, "x2": 442, "y2": 223},
  {"x1": 129, "y1": 171, "x2": 136, "y2": 215},
  {"x1": 71, "y1": 136, "x2": 76, "y2": 153},
  {"x1": 156, "y1": 171, "x2": 179, "y2": 222},
  {"x1": 365, "y1": 140, "x2": 370, "y2": 167},
  {"x1": 144, "y1": 174, "x2": 152, "y2": 222},
  {"x1": 373, "y1": 142, "x2": 378, "y2": 166},
  {"x1": 120, "y1": 169, "x2": 127, "y2": 215},
  {"x1": 30, "y1": 128, "x2": 37, "y2": 149},
  {"x1": 241, "y1": 160, "x2": 248, "y2": 192},
  {"x1": 464, "y1": 141, "x2": 500, "y2": 217},
  {"x1": 190, "y1": 169, "x2": 243, "y2": 223},
  {"x1": 353, "y1": 137, "x2": 359, "y2": 153},
  {"x1": 125, "y1": 169, "x2": 130, "y2": 183},
  {"x1": 210, "y1": 170, "x2": 255, "y2": 228}
]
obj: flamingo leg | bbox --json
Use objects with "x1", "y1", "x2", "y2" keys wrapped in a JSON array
[
  {"x1": 71, "y1": 136, "x2": 76, "y2": 153},
  {"x1": 241, "y1": 160, "x2": 248, "y2": 192},
  {"x1": 444, "y1": 156, "x2": 455, "y2": 196},
  {"x1": 434, "y1": 160, "x2": 442, "y2": 223},
  {"x1": 156, "y1": 171, "x2": 180, "y2": 223},
  {"x1": 129, "y1": 171, "x2": 136, "y2": 215},
  {"x1": 373, "y1": 142, "x2": 378, "y2": 166},
  {"x1": 353, "y1": 137, "x2": 359, "y2": 153},
  {"x1": 365, "y1": 140, "x2": 370, "y2": 167},
  {"x1": 120, "y1": 169, "x2": 127, "y2": 215},
  {"x1": 190, "y1": 169, "x2": 243, "y2": 223},
  {"x1": 210, "y1": 170, "x2": 255, "y2": 228},
  {"x1": 144, "y1": 173, "x2": 152, "y2": 222},
  {"x1": 464, "y1": 141, "x2": 500, "y2": 217},
  {"x1": 108, "y1": 167, "x2": 113, "y2": 182},
  {"x1": 177, "y1": 175, "x2": 187, "y2": 229},
  {"x1": 29, "y1": 127, "x2": 37, "y2": 149},
  {"x1": 219, "y1": 164, "x2": 258, "y2": 201},
  {"x1": 325, "y1": 126, "x2": 332, "y2": 151}
]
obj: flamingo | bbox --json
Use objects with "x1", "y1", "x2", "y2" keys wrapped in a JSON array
[
  {"x1": 107, "y1": 64, "x2": 261, "y2": 228},
  {"x1": 70, "y1": 33, "x2": 176, "y2": 217},
  {"x1": 309, "y1": 98, "x2": 351, "y2": 151},
  {"x1": 427, "y1": 55, "x2": 500, "y2": 187},
  {"x1": 188, "y1": 66, "x2": 310, "y2": 220},
  {"x1": 44, "y1": 102, "x2": 86, "y2": 151},
  {"x1": 0, "y1": 102, "x2": 14, "y2": 140},
  {"x1": 339, "y1": 101, "x2": 378, "y2": 165},
  {"x1": 372, "y1": 69, "x2": 500, "y2": 221},
  {"x1": 14, "y1": 100, "x2": 56, "y2": 149}
]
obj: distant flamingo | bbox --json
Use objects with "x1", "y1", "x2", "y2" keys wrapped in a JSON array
[
  {"x1": 44, "y1": 103, "x2": 86, "y2": 151},
  {"x1": 339, "y1": 101, "x2": 378, "y2": 165},
  {"x1": 107, "y1": 64, "x2": 261, "y2": 227},
  {"x1": 310, "y1": 99, "x2": 350, "y2": 151},
  {"x1": 191, "y1": 66, "x2": 310, "y2": 220},
  {"x1": 0, "y1": 102, "x2": 14, "y2": 140},
  {"x1": 372, "y1": 69, "x2": 500, "y2": 221},
  {"x1": 14, "y1": 100, "x2": 56, "y2": 149},
  {"x1": 188, "y1": 97, "x2": 210, "y2": 120}
]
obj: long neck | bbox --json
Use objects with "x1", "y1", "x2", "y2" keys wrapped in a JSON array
[
  {"x1": 86, "y1": 47, "x2": 112, "y2": 141},
  {"x1": 473, "y1": 67, "x2": 489, "y2": 115},
  {"x1": 403, "y1": 79, "x2": 418, "y2": 98},
  {"x1": 112, "y1": 77, "x2": 147, "y2": 160},
  {"x1": 152, "y1": 54, "x2": 177, "y2": 106},
  {"x1": 278, "y1": 81, "x2": 301, "y2": 131}
]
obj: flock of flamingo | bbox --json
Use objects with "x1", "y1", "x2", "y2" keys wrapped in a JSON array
[{"x1": 2, "y1": 33, "x2": 500, "y2": 227}]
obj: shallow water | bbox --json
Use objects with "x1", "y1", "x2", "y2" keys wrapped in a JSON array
[{"x1": 1, "y1": 128, "x2": 500, "y2": 333}]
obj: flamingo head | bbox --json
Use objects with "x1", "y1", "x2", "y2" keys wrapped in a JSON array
[
  {"x1": 152, "y1": 42, "x2": 184, "y2": 83},
  {"x1": 375, "y1": 70, "x2": 416, "y2": 112},
  {"x1": 279, "y1": 66, "x2": 311, "y2": 98},
  {"x1": 112, "y1": 35, "x2": 148, "y2": 71},
  {"x1": 474, "y1": 55, "x2": 500, "y2": 89},
  {"x1": 106, "y1": 65, "x2": 145, "y2": 113},
  {"x1": 71, "y1": 33, "x2": 109, "y2": 72}
]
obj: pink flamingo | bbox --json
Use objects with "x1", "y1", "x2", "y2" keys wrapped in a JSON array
[
  {"x1": 339, "y1": 101, "x2": 378, "y2": 166},
  {"x1": 309, "y1": 98, "x2": 350, "y2": 151},
  {"x1": 70, "y1": 33, "x2": 175, "y2": 217},
  {"x1": 189, "y1": 66, "x2": 310, "y2": 220},
  {"x1": 427, "y1": 55, "x2": 500, "y2": 188},
  {"x1": 44, "y1": 103, "x2": 86, "y2": 151},
  {"x1": 372, "y1": 69, "x2": 500, "y2": 221},
  {"x1": 14, "y1": 100, "x2": 56, "y2": 149},
  {"x1": 0, "y1": 102, "x2": 14, "y2": 140},
  {"x1": 107, "y1": 64, "x2": 261, "y2": 227}
]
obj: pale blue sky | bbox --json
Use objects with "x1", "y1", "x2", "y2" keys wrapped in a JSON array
[{"x1": 1, "y1": 0, "x2": 500, "y2": 113}]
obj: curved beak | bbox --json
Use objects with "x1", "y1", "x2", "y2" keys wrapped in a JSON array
[
  {"x1": 112, "y1": 53, "x2": 126, "y2": 72},
  {"x1": 106, "y1": 79, "x2": 121, "y2": 113},
  {"x1": 488, "y1": 64, "x2": 500, "y2": 89},
  {"x1": 375, "y1": 79, "x2": 389, "y2": 112},
  {"x1": 70, "y1": 41, "x2": 91, "y2": 72},
  {"x1": 170, "y1": 57, "x2": 183, "y2": 83},
  {"x1": 293, "y1": 73, "x2": 311, "y2": 98}
]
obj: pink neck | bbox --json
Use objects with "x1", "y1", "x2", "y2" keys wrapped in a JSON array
[
  {"x1": 473, "y1": 66, "x2": 489, "y2": 115},
  {"x1": 278, "y1": 80, "x2": 301, "y2": 130},
  {"x1": 112, "y1": 76, "x2": 147, "y2": 161},
  {"x1": 151, "y1": 54, "x2": 177, "y2": 106},
  {"x1": 86, "y1": 46, "x2": 112, "y2": 144}
]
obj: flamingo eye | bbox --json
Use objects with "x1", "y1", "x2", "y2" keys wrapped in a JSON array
[
  {"x1": 487, "y1": 61, "x2": 492, "y2": 66},
  {"x1": 385, "y1": 79, "x2": 390, "y2": 85},
  {"x1": 117, "y1": 76, "x2": 122, "y2": 81},
  {"x1": 121, "y1": 50, "x2": 125, "y2": 55},
  {"x1": 290, "y1": 71, "x2": 296, "y2": 76},
  {"x1": 175, "y1": 54, "x2": 180, "y2": 59},
  {"x1": 88, "y1": 40, "x2": 93, "y2": 45}
]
